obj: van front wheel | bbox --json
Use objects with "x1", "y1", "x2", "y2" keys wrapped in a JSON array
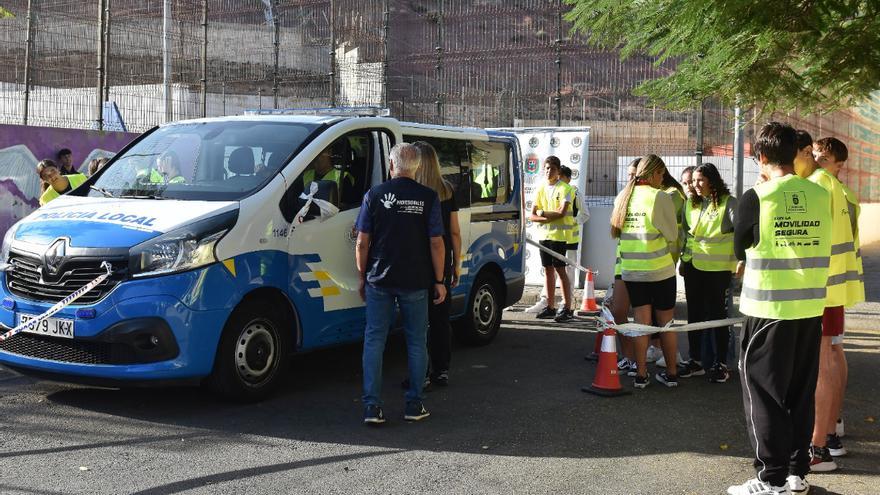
[
  {"x1": 454, "y1": 272, "x2": 503, "y2": 346},
  {"x1": 207, "y1": 300, "x2": 289, "y2": 402}
]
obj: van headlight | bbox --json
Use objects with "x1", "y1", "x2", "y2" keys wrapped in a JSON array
[
  {"x1": 129, "y1": 210, "x2": 238, "y2": 278},
  {"x1": 0, "y1": 221, "x2": 21, "y2": 271}
]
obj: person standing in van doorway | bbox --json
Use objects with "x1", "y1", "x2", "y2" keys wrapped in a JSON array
[
  {"x1": 530, "y1": 156, "x2": 575, "y2": 323},
  {"x1": 355, "y1": 142, "x2": 447, "y2": 425},
  {"x1": 413, "y1": 141, "x2": 462, "y2": 388}
]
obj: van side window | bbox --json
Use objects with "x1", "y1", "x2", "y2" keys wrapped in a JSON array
[
  {"x1": 280, "y1": 130, "x2": 388, "y2": 222},
  {"x1": 402, "y1": 135, "x2": 471, "y2": 208},
  {"x1": 469, "y1": 141, "x2": 510, "y2": 206}
]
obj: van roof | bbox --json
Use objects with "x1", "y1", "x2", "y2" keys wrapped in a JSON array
[{"x1": 163, "y1": 114, "x2": 516, "y2": 141}]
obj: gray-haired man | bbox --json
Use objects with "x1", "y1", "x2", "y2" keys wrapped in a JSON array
[{"x1": 355, "y1": 143, "x2": 446, "y2": 424}]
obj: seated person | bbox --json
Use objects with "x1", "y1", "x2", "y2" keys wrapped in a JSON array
[
  {"x1": 292, "y1": 143, "x2": 355, "y2": 205},
  {"x1": 139, "y1": 150, "x2": 186, "y2": 185},
  {"x1": 38, "y1": 159, "x2": 88, "y2": 205},
  {"x1": 472, "y1": 162, "x2": 499, "y2": 201}
]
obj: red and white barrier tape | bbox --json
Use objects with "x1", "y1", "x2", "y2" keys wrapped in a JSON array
[{"x1": 0, "y1": 261, "x2": 112, "y2": 341}]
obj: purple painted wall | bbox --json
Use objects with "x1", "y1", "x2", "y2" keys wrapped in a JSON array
[{"x1": 0, "y1": 124, "x2": 139, "y2": 240}]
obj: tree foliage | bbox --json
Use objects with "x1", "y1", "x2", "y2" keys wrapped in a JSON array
[
  {"x1": 0, "y1": 6, "x2": 13, "y2": 19},
  {"x1": 564, "y1": 0, "x2": 880, "y2": 114}
]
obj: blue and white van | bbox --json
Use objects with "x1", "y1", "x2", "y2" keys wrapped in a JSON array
[{"x1": 0, "y1": 113, "x2": 525, "y2": 400}]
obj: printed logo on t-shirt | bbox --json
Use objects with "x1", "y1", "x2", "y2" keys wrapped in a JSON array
[
  {"x1": 396, "y1": 198, "x2": 425, "y2": 214},
  {"x1": 381, "y1": 192, "x2": 397, "y2": 209}
]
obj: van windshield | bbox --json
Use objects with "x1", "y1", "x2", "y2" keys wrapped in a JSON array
[{"x1": 89, "y1": 121, "x2": 321, "y2": 201}]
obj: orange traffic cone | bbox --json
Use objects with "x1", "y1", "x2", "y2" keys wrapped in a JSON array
[
  {"x1": 584, "y1": 328, "x2": 602, "y2": 361},
  {"x1": 577, "y1": 270, "x2": 600, "y2": 316},
  {"x1": 582, "y1": 327, "x2": 630, "y2": 397}
]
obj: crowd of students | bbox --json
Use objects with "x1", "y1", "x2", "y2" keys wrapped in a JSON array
[{"x1": 524, "y1": 124, "x2": 863, "y2": 495}]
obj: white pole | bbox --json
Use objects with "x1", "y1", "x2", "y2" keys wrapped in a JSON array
[
  {"x1": 163, "y1": 0, "x2": 172, "y2": 122},
  {"x1": 733, "y1": 106, "x2": 744, "y2": 198}
]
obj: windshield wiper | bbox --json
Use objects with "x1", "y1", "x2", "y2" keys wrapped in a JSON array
[
  {"x1": 90, "y1": 185, "x2": 116, "y2": 198},
  {"x1": 117, "y1": 194, "x2": 167, "y2": 200}
]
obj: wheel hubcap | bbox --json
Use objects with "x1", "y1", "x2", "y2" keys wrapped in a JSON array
[
  {"x1": 473, "y1": 285, "x2": 495, "y2": 333},
  {"x1": 234, "y1": 321, "x2": 277, "y2": 384}
]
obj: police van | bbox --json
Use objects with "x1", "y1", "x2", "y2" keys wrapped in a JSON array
[{"x1": 0, "y1": 111, "x2": 525, "y2": 400}]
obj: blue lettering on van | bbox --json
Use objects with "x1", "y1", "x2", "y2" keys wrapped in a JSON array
[{"x1": 34, "y1": 210, "x2": 157, "y2": 227}]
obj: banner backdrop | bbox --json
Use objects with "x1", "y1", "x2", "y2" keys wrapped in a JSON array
[{"x1": 498, "y1": 128, "x2": 591, "y2": 287}]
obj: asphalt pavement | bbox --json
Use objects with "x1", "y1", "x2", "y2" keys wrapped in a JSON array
[{"x1": 0, "y1": 246, "x2": 877, "y2": 494}]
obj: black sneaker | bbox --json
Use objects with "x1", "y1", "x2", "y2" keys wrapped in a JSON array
[
  {"x1": 633, "y1": 374, "x2": 650, "y2": 389},
  {"x1": 404, "y1": 401, "x2": 430, "y2": 421},
  {"x1": 553, "y1": 308, "x2": 574, "y2": 322},
  {"x1": 535, "y1": 307, "x2": 557, "y2": 319},
  {"x1": 707, "y1": 363, "x2": 730, "y2": 383},
  {"x1": 655, "y1": 371, "x2": 679, "y2": 387},
  {"x1": 826, "y1": 433, "x2": 847, "y2": 457},
  {"x1": 432, "y1": 370, "x2": 449, "y2": 387},
  {"x1": 677, "y1": 359, "x2": 705, "y2": 378},
  {"x1": 810, "y1": 445, "x2": 838, "y2": 472},
  {"x1": 363, "y1": 405, "x2": 386, "y2": 425}
]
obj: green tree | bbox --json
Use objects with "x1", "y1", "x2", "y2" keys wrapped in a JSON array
[
  {"x1": 564, "y1": 0, "x2": 880, "y2": 113},
  {"x1": 0, "y1": 7, "x2": 12, "y2": 18}
]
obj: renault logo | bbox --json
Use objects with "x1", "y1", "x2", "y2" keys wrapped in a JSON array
[{"x1": 42, "y1": 238, "x2": 68, "y2": 277}]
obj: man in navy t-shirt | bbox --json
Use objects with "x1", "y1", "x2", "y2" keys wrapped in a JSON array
[{"x1": 355, "y1": 142, "x2": 446, "y2": 425}]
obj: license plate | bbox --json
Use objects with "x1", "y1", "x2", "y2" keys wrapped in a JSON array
[{"x1": 18, "y1": 313, "x2": 75, "y2": 339}]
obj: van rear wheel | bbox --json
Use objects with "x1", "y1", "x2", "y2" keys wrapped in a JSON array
[
  {"x1": 454, "y1": 272, "x2": 503, "y2": 346},
  {"x1": 207, "y1": 299, "x2": 290, "y2": 402}
]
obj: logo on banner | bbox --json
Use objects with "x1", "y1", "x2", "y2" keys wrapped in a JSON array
[
  {"x1": 528, "y1": 136, "x2": 540, "y2": 148},
  {"x1": 525, "y1": 200, "x2": 533, "y2": 210},
  {"x1": 550, "y1": 137, "x2": 561, "y2": 148},
  {"x1": 525, "y1": 155, "x2": 540, "y2": 174},
  {"x1": 570, "y1": 153, "x2": 581, "y2": 164},
  {"x1": 572, "y1": 136, "x2": 582, "y2": 147},
  {"x1": 571, "y1": 169, "x2": 580, "y2": 180}
]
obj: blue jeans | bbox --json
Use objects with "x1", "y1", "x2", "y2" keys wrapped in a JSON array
[{"x1": 362, "y1": 284, "x2": 429, "y2": 407}]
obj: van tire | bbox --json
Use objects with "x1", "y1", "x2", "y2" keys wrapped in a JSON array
[
  {"x1": 454, "y1": 271, "x2": 503, "y2": 346},
  {"x1": 206, "y1": 299, "x2": 290, "y2": 402}
]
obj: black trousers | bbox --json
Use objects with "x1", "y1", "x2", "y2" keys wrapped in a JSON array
[
  {"x1": 427, "y1": 280, "x2": 452, "y2": 375},
  {"x1": 682, "y1": 261, "x2": 732, "y2": 365},
  {"x1": 738, "y1": 316, "x2": 821, "y2": 486}
]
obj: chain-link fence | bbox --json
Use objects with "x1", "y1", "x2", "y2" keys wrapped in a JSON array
[{"x1": 1, "y1": 0, "x2": 877, "y2": 201}]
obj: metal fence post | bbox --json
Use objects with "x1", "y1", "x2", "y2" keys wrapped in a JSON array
[
  {"x1": 554, "y1": 1, "x2": 562, "y2": 126},
  {"x1": 382, "y1": 0, "x2": 389, "y2": 109},
  {"x1": 272, "y1": 0, "x2": 280, "y2": 109},
  {"x1": 201, "y1": 0, "x2": 208, "y2": 117},
  {"x1": 96, "y1": 0, "x2": 105, "y2": 130},
  {"x1": 695, "y1": 100, "x2": 704, "y2": 166},
  {"x1": 22, "y1": 0, "x2": 34, "y2": 126},
  {"x1": 163, "y1": 0, "x2": 172, "y2": 123},
  {"x1": 329, "y1": 0, "x2": 336, "y2": 107},
  {"x1": 103, "y1": 0, "x2": 111, "y2": 102},
  {"x1": 734, "y1": 105, "x2": 744, "y2": 197},
  {"x1": 435, "y1": 0, "x2": 444, "y2": 124}
]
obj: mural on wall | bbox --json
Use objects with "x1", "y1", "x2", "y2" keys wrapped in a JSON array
[{"x1": 0, "y1": 124, "x2": 139, "y2": 240}]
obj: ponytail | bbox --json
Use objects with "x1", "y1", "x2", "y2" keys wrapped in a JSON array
[{"x1": 610, "y1": 154, "x2": 667, "y2": 238}]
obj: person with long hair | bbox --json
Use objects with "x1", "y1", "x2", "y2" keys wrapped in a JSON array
[
  {"x1": 611, "y1": 154, "x2": 680, "y2": 388},
  {"x1": 679, "y1": 163, "x2": 737, "y2": 383},
  {"x1": 612, "y1": 158, "x2": 639, "y2": 376},
  {"x1": 413, "y1": 141, "x2": 462, "y2": 386}
]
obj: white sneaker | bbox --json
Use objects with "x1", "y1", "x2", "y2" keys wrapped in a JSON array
[
  {"x1": 727, "y1": 478, "x2": 791, "y2": 495},
  {"x1": 786, "y1": 475, "x2": 809, "y2": 493},
  {"x1": 655, "y1": 351, "x2": 684, "y2": 368},
  {"x1": 524, "y1": 296, "x2": 548, "y2": 314},
  {"x1": 836, "y1": 418, "x2": 845, "y2": 438},
  {"x1": 645, "y1": 345, "x2": 662, "y2": 363}
]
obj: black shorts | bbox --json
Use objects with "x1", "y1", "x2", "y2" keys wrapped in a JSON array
[
  {"x1": 539, "y1": 240, "x2": 568, "y2": 268},
  {"x1": 625, "y1": 276, "x2": 676, "y2": 311}
]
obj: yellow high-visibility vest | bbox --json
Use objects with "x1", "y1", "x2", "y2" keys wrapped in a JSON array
[
  {"x1": 619, "y1": 185, "x2": 674, "y2": 278},
  {"x1": 807, "y1": 168, "x2": 855, "y2": 307},
  {"x1": 534, "y1": 180, "x2": 575, "y2": 242},
  {"x1": 39, "y1": 174, "x2": 87, "y2": 205},
  {"x1": 684, "y1": 195, "x2": 736, "y2": 272},
  {"x1": 840, "y1": 183, "x2": 865, "y2": 306},
  {"x1": 739, "y1": 175, "x2": 831, "y2": 319}
]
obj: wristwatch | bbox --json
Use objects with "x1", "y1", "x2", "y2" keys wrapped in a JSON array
[
  {"x1": 435, "y1": 279, "x2": 444, "y2": 284},
  {"x1": 537, "y1": 209, "x2": 544, "y2": 217}
]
